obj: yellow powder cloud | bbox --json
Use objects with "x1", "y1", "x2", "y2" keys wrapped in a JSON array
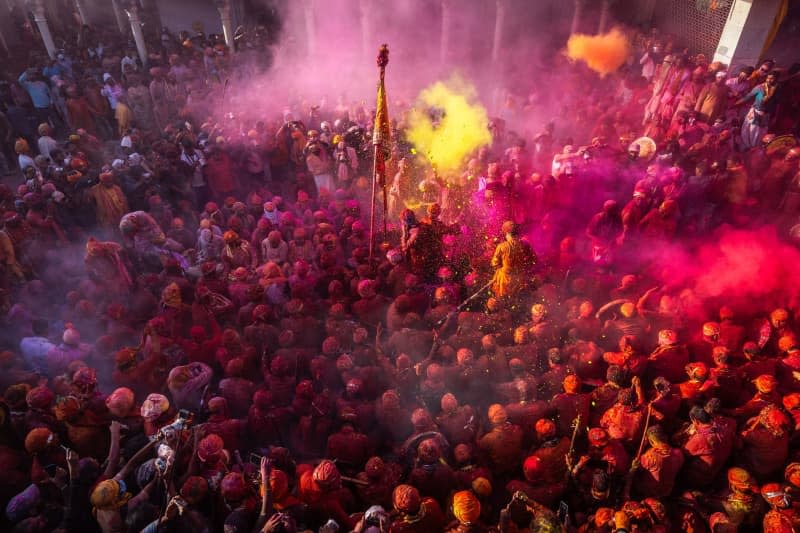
[{"x1": 406, "y1": 76, "x2": 492, "y2": 175}]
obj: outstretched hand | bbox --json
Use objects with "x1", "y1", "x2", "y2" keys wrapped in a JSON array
[{"x1": 262, "y1": 514, "x2": 285, "y2": 533}]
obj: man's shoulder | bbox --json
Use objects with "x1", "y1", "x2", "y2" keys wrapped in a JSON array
[{"x1": 20, "y1": 336, "x2": 55, "y2": 350}]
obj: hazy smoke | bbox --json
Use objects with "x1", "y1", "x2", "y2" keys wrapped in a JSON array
[{"x1": 222, "y1": 0, "x2": 577, "y2": 128}]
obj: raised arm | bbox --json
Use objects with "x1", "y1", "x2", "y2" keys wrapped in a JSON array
[{"x1": 595, "y1": 298, "x2": 628, "y2": 320}]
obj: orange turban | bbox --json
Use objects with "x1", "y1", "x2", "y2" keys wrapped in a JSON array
[
  {"x1": 785, "y1": 462, "x2": 800, "y2": 488},
  {"x1": 105, "y1": 387, "x2": 135, "y2": 418},
  {"x1": 14, "y1": 138, "x2": 29, "y2": 154},
  {"x1": 754, "y1": 374, "x2": 778, "y2": 393},
  {"x1": 563, "y1": 374, "x2": 581, "y2": 393},
  {"x1": 90, "y1": 479, "x2": 131, "y2": 510},
  {"x1": 594, "y1": 507, "x2": 615, "y2": 527},
  {"x1": 161, "y1": 282, "x2": 182, "y2": 308},
  {"x1": 452, "y1": 490, "x2": 481, "y2": 524},
  {"x1": 25, "y1": 428, "x2": 57, "y2": 454},
  {"x1": 298, "y1": 470, "x2": 322, "y2": 503},
  {"x1": 727, "y1": 467, "x2": 756, "y2": 492},
  {"x1": 471, "y1": 477, "x2": 492, "y2": 497},
  {"x1": 54, "y1": 396, "x2": 81, "y2": 422},
  {"x1": 620, "y1": 302, "x2": 636, "y2": 317},
  {"x1": 488, "y1": 404, "x2": 508, "y2": 425},
  {"x1": 703, "y1": 321, "x2": 720, "y2": 337}
]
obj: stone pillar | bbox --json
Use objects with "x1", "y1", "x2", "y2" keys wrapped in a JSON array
[
  {"x1": 140, "y1": 0, "x2": 162, "y2": 35},
  {"x1": 440, "y1": 0, "x2": 452, "y2": 65},
  {"x1": 0, "y1": 25, "x2": 7, "y2": 56},
  {"x1": 598, "y1": 0, "x2": 612, "y2": 34},
  {"x1": 75, "y1": 0, "x2": 88, "y2": 25},
  {"x1": 570, "y1": 0, "x2": 585, "y2": 35},
  {"x1": 491, "y1": 0, "x2": 505, "y2": 63},
  {"x1": 359, "y1": 0, "x2": 371, "y2": 60},
  {"x1": 303, "y1": 0, "x2": 316, "y2": 58},
  {"x1": 111, "y1": 0, "x2": 128, "y2": 34},
  {"x1": 0, "y1": 0, "x2": 8, "y2": 54},
  {"x1": 714, "y1": 0, "x2": 783, "y2": 69},
  {"x1": 217, "y1": 0, "x2": 235, "y2": 53},
  {"x1": 32, "y1": 0, "x2": 56, "y2": 58},
  {"x1": 636, "y1": 0, "x2": 657, "y2": 27},
  {"x1": 0, "y1": 0, "x2": 19, "y2": 55},
  {"x1": 127, "y1": 2, "x2": 148, "y2": 69}
]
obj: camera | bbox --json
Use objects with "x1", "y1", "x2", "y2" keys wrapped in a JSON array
[
  {"x1": 172, "y1": 496, "x2": 188, "y2": 513},
  {"x1": 155, "y1": 442, "x2": 175, "y2": 475},
  {"x1": 155, "y1": 457, "x2": 169, "y2": 474},
  {"x1": 176, "y1": 409, "x2": 194, "y2": 427},
  {"x1": 363, "y1": 505, "x2": 388, "y2": 527},
  {"x1": 157, "y1": 409, "x2": 194, "y2": 440}
]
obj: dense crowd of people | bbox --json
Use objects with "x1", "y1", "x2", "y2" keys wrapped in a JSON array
[{"x1": 2, "y1": 17, "x2": 800, "y2": 533}]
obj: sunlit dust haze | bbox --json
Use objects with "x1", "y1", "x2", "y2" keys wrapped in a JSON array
[
  {"x1": 406, "y1": 77, "x2": 492, "y2": 176},
  {"x1": 219, "y1": 0, "x2": 575, "y2": 127},
  {"x1": 565, "y1": 27, "x2": 631, "y2": 77}
]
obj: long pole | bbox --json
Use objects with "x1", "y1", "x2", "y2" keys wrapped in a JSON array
[
  {"x1": 382, "y1": 167, "x2": 388, "y2": 240},
  {"x1": 369, "y1": 143, "x2": 378, "y2": 262},
  {"x1": 368, "y1": 45, "x2": 389, "y2": 263}
]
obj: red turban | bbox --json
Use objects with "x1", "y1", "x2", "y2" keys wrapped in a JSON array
[
  {"x1": 25, "y1": 386, "x2": 53, "y2": 409},
  {"x1": 535, "y1": 418, "x2": 556, "y2": 438},
  {"x1": 220, "y1": 472, "x2": 247, "y2": 501},
  {"x1": 393, "y1": 484, "x2": 421, "y2": 513},
  {"x1": 180, "y1": 476, "x2": 208, "y2": 505},
  {"x1": 106, "y1": 387, "x2": 135, "y2": 418},
  {"x1": 312, "y1": 460, "x2": 341, "y2": 491},
  {"x1": 197, "y1": 434, "x2": 224, "y2": 463},
  {"x1": 523, "y1": 455, "x2": 542, "y2": 482}
]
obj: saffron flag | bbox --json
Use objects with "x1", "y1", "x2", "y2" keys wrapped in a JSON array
[{"x1": 373, "y1": 44, "x2": 391, "y2": 185}]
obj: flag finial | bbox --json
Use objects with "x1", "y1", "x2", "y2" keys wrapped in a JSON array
[{"x1": 377, "y1": 44, "x2": 389, "y2": 69}]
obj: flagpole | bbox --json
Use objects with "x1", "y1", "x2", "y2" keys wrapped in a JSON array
[
  {"x1": 369, "y1": 44, "x2": 390, "y2": 263},
  {"x1": 369, "y1": 142, "x2": 379, "y2": 263}
]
